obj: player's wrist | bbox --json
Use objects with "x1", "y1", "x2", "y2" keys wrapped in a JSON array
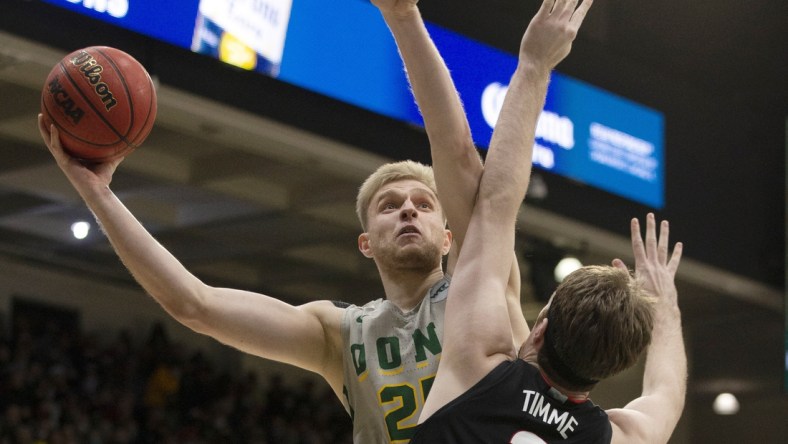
[
  {"x1": 380, "y1": 5, "x2": 421, "y2": 25},
  {"x1": 79, "y1": 182, "x2": 113, "y2": 205},
  {"x1": 514, "y1": 61, "x2": 552, "y2": 84}
]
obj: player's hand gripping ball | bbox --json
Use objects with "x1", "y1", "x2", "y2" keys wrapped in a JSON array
[{"x1": 41, "y1": 46, "x2": 157, "y2": 162}]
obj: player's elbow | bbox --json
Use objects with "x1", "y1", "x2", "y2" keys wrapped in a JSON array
[
  {"x1": 649, "y1": 393, "x2": 686, "y2": 442},
  {"x1": 477, "y1": 187, "x2": 525, "y2": 223},
  {"x1": 151, "y1": 283, "x2": 213, "y2": 332},
  {"x1": 431, "y1": 126, "x2": 477, "y2": 159},
  {"x1": 645, "y1": 377, "x2": 687, "y2": 414}
]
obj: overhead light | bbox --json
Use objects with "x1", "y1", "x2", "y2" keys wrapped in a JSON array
[
  {"x1": 554, "y1": 256, "x2": 582, "y2": 282},
  {"x1": 71, "y1": 221, "x2": 91, "y2": 240},
  {"x1": 527, "y1": 174, "x2": 548, "y2": 200},
  {"x1": 712, "y1": 393, "x2": 740, "y2": 415}
]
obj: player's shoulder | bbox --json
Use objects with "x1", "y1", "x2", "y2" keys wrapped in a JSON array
[
  {"x1": 305, "y1": 298, "x2": 392, "y2": 328},
  {"x1": 300, "y1": 300, "x2": 346, "y2": 326}
]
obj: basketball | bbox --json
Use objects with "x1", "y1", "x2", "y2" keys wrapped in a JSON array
[{"x1": 40, "y1": 46, "x2": 157, "y2": 162}]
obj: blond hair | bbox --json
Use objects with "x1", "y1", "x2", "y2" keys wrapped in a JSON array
[
  {"x1": 539, "y1": 265, "x2": 655, "y2": 391},
  {"x1": 356, "y1": 160, "x2": 439, "y2": 230}
]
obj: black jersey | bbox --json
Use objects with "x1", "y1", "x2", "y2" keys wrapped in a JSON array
[{"x1": 411, "y1": 359, "x2": 612, "y2": 444}]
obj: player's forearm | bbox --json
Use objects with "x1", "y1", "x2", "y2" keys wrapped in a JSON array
[
  {"x1": 382, "y1": 9, "x2": 481, "y2": 250},
  {"x1": 479, "y1": 63, "x2": 548, "y2": 215},
  {"x1": 81, "y1": 185, "x2": 207, "y2": 321},
  {"x1": 382, "y1": 9, "x2": 475, "y2": 154},
  {"x1": 426, "y1": 57, "x2": 549, "y2": 381},
  {"x1": 642, "y1": 300, "x2": 687, "y2": 411},
  {"x1": 470, "y1": 64, "x2": 548, "y2": 351}
]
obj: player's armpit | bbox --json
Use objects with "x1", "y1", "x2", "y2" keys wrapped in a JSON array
[
  {"x1": 607, "y1": 408, "x2": 652, "y2": 444},
  {"x1": 607, "y1": 400, "x2": 676, "y2": 444},
  {"x1": 505, "y1": 251, "x2": 529, "y2": 347}
]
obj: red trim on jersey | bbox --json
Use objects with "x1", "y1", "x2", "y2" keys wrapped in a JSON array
[{"x1": 539, "y1": 368, "x2": 589, "y2": 404}]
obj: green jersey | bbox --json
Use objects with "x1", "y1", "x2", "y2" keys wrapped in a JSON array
[{"x1": 341, "y1": 276, "x2": 449, "y2": 443}]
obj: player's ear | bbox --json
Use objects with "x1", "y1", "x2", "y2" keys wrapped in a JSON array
[
  {"x1": 531, "y1": 318, "x2": 548, "y2": 350},
  {"x1": 441, "y1": 229, "x2": 452, "y2": 255},
  {"x1": 358, "y1": 233, "x2": 373, "y2": 258}
]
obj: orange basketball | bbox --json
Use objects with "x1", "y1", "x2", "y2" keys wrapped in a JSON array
[{"x1": 41, "y1": 46, "x2": 157, "y2": 162}]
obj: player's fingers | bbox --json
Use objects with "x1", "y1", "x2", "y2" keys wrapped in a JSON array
[
  {"x1": 539, "y1": 0, "x2": 558, "y2": 16},
  {"x1": 37, "y1": 114, "x2": 50, "y2": 145},
  {"x1": 657, "y1": 220, "x2": 669, "y2": 264},
  {"x1": 44, "y1": 124, "x2": 73, "y2": 167},
  {"x1": 37, "y1": 116, "x2": 66, "y2": 164},
  {"x1": 631, "y1": 217, "x2": 646, "y2": 264},
  {"x1": 38, "y1": 118, "x2": 67, "y2": 165},
  {"x1": 551, "y1": 0, "x2": 566, "y2": 15},
  {"x1": 49, "y1": 124, "x2": 62, "y2": 150},
  {"x1": 667, "y1": 242, "x2": 683, "y2": 275},
  {"x1": 570, "y1": 0, "x2": 593, "y2": 26},
  {"x1": 612, "y1": 258, "x2": 628, "y2": 271},
  {"x1": 555, "y1": 0, "x2": 579, "y2": 18},
  {"x1": 645, "y1": 213, "x2": 658, "y2": 259}
]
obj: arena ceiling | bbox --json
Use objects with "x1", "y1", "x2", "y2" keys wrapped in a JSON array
[{"x1": 0, "y1": 0, "x2": 786, "y2": 441}]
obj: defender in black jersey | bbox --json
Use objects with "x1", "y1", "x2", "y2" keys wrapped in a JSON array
[
  {"x1": 412, "y1": 1, "x2": 687, "y2": 443},
  {"x1": 414, "y1": 360, "x2": 612, "y2": 443}
]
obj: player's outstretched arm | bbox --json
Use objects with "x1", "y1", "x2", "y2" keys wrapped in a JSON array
[
  {"x1": 372, "y1": 0, "x2": 480, "y2": 260},
  {"x1": 372, "y1": 0, "x2": 528, "y2": 345},
  {"x1": 38, "y1": 116, "x2": 345, "y2": 393},
  {"x1": 608, "y1": 214, "x2": 686, "y2": 444},
  {"x1": 421, "y1": 0, "x2": 593, "y2": 420}
]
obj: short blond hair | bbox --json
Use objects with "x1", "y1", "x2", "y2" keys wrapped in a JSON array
[
  {"x1": 538, "y1": 266, "x2": 655, "y2": 390},
  {"x1": 356, "y1": 160, "x2": 439, "y2": 230}
]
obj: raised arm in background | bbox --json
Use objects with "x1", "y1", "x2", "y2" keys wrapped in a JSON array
[
  {"x1": 607, "y1": 214, "x2": 686, "y2": 444},
  {"x1": 371, "y1": 0, "x2": 527, "y2": 344}
]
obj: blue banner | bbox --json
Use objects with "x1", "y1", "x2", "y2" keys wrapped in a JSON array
[{"x1": 43, "y1": 0, "x2": 664, "y2": 208}]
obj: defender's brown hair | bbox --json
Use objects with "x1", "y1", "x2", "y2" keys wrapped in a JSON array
[{"x1": 538, "y1": 265, "x2": 655, "y2": 391}]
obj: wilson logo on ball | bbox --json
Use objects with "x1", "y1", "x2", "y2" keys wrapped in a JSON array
[{"x1": 69, "y1": 50, "x2": 119, "y2": 111}]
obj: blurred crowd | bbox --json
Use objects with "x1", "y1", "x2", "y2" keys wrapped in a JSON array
[{"x1": 0, "y1": 317, "x2": 352, "y2": 443}]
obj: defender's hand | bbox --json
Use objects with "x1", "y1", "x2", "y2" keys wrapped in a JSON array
[
  {"x1": 615, "y1": 214, "x2": 683, "y2": 307},
  {"x1": 520, "y1": 0, "x2": 593, "y2": 73}
]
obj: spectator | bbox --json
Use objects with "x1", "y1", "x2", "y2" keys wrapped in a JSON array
[{"x1": 0, "y1": 319, "x2": 352, "y2": 443}]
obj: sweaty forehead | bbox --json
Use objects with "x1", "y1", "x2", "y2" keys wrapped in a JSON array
[{"x1": 374, "y1": 179, "x2": 437, "y2": 201}]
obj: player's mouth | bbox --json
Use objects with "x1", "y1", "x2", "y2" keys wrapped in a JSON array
[{"x1": 397, "y1": 225, "x2": 421, "y2": 238}]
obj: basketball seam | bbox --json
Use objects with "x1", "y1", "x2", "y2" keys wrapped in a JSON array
[
  {"x1": 95, "y1": 47, "x2": 138, "y2": 147},
  {"x1": 93, "y1": 47, "x2": 146, "y2": 160},
  {"x1": 98, "y1": 47, "x2": 155, "y2": 149}
]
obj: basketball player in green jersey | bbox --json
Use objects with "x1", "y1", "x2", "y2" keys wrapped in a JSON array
[
  {"x1": 38, "y1": 1, "x2": 527, "y2": 443},
  {"x1": 340, "y1": 1, "x2": 528, "y2": 441}
]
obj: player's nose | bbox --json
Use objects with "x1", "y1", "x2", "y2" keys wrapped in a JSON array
[{"x1": 400, "y1": 200, "x2": 418, "y2": 220}]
